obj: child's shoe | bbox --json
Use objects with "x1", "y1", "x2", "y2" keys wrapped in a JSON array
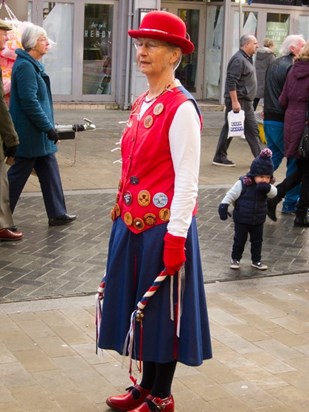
[
  {"x1": 230, "y1": 259, "x2": 240, "y2": 269},
  {"x1": 251, "y1": 261, "x2": 268, "y2": 270}
]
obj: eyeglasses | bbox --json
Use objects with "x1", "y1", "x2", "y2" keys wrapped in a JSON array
[
  {"x1": 133, "y1": 40, "x2": 168, "y2": 51},
  {"x1": 38, "y1": 37, "x2": 49, "y2": 43}
]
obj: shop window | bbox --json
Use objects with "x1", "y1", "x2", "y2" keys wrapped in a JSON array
[
  {"x1": 83, "y1": 4, "x2": 113, "y2": 95},
  {"x1": 42, "y1": 2, "x2": 74, "y2": 95},
  {"x1": 175, "y1": 9, "x2": 199, "y2": 93},
  {"x1": 232, "y1": 11, "x2": 258, "y2": 55},
  {"x1": 266, "y1": 13, "x2": 289, "y2": 55},
  {"x1": 297, "y1": 15, "x2": 309, "y2": 40},
  {"x1": 205, "y1": 5, "x2": 223, "y2": 100}
]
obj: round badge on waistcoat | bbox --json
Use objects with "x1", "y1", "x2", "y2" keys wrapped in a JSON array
[
  {"x1": 143, "y1": 213, "x2": 157, "y2": 226},
  {"x1": 138, "y1": 190, "x2": 151, "y2": 207},
  {"x1": 153, "y1": 192, "x2": 168, "y2": 208},
  {"x1": 133, "y1": 218, "x2": 145, "y2": 231},
  {"x1": 153, "y1": 103, "x2": 164, "y2": 115},
  {"x1": 130, "y1": 176, "x2": 139, "y2": 185},
  {"x1": 124, "y1": 212, "x2": 133, "y2": 226},
  {"x1": 110, "y1": 203, "x2": 120, "y2": 221},
  {"x1": 123, "y1": 191, "x2": 133, "y2": 206},
  {"x1": 159, "y1": 208, "x2": 170, "y2": 222},
  {"x1": 144, "y1": 115, "x2": 153, "y2": 128}
]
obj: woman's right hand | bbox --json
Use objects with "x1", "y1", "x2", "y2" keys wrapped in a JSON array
[{"x1": 163, "y1": 232, "x2": 186, "y2": 275}]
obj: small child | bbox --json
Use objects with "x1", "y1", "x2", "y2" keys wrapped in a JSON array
[{"x1": 218, "y1": 148, "x2": 277, "y2": 270}]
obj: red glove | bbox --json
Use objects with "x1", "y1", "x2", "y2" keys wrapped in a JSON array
[{"x1": 163, "y1": 232, "x2": 186, "y2": 275}]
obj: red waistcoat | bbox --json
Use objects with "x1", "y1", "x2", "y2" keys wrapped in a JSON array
[{"x1": 111, "y1": 86, "x2": 202, "y2": 234}]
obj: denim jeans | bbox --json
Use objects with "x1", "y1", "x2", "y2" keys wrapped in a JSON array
[{"x1": 264, "y1": 120, "x2": 300, "y2": 209}]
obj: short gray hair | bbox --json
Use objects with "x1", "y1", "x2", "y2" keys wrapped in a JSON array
[
  {"x1": 279, "y1": 34, "x2": 305, "y2": 56},
  {"x1": 21, "y1": 22, "x2": 47, "y2": 51},
  {"x1": 240, "y1": 34, "x2": 255, "y2": 48}
]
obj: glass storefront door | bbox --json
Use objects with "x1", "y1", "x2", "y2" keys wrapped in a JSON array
[
  {"x1": 32, "y1": 0, "x2": 116, "y2": 102},
  {"x1": 83, "y1": 3, "x2": 113, "y2": 95},
  {"x1": 161, "y1": 2, "x2": 206, "y2": 100},
  {"x1": 42, "y1": 2, "x2": 74, "y2": 95}
]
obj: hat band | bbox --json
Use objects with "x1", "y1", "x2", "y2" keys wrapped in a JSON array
[
  {"x1": 137, "y1": 28, "x2": 191, "y2": 42},
  {"x1": 138, "y1": 28, "x2": 174, "y2": 35}
]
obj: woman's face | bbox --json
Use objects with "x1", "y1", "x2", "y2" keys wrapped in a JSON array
[
  {"x1": 33, "y1": 35, "x2": 49, "y2": 56},
  {"x1": 134, "y1": 38, "x2": 180, "y2": 77}
]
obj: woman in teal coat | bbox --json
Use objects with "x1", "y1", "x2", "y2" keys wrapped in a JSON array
[{"x1": 8, "y1": 23, "x2": 76, "y2": 226}]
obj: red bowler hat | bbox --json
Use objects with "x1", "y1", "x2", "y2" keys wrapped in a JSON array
[{"x1": 128, "y1": 10, "x2": 194, "y2": 55}]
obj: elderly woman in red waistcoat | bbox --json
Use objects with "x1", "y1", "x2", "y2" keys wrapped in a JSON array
[{"x1": 97, "y1": 11, "x2": 212, "y2": 412}]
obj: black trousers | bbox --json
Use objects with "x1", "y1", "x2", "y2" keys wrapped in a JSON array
[
  {"x1": 276, "y1": 158, "x2": 309, "y2": 214},
  {"x1": 213, "y1": 99, "x2": 262, "y2": 162},
  {"x1": 232, "y1": 222, "x2": 264, "y2": 262}
]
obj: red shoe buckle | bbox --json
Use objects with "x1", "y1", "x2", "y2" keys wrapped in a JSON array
[{"x1": 128, "y1": 394, "x2": 174, "y2": 412}]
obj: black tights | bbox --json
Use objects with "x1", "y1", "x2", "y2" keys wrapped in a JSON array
[{"x1": 140, "y1": 360, "x2": 177, "y2": 399}]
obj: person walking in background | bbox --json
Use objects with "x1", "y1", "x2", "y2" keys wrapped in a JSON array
[
  {"x1": 0, "y1": 20, "x2": 23, "y2": 242},
  {"x1": 267, "y1": 41, "x2": 309, "y2": 227},
  {"x1": 97, "y1": 11, "x2": 212, "y2": 412},
  {"x1": 8, "y1": 23, "x2": 76, "y2": 227},
  {"x1": 212, "y1": 34, "x2": 261, "y2": 167},
  {"x1": 218, "y1": 148, "x2": 277, "y2": 270},
  {"x1": 263, "y1": 34, "x2": 305, "y2": 215},
  {"x1": 253, "y1": 38, "x2": 276, "y2": 111}
]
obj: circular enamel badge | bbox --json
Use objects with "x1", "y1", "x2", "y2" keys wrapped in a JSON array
[
  {"x1": 144, "y1": 115, "x2": 153, "y2": 128},
  {"x1": 130, "y1": 176, "x2": 139, "y2": 185},
  {"x1": 123, "y1": 191, "x2": 133, "y2": 206},
  {"x1": 138, "y1": 190, "x2": 151, "y2": 207},
  {"x1": 110, "y1": 203, "x2": 120, "y2": 221},
  {"x1": 143, "y1": 213, "x2": 157, "y2": 226},
  {"x1": 133, "y1": 218, "x2": 145, "y2": 231},
  {"x1": 124, "y1": 212, "x2": 133, "y2": 226},
  {"x1": 159, "y1": 208, "x2": 170, "y2": 222},
  {"x1": 153, "y1": 192, "x2": 168, "y2": 208},
  {"x1": 153, "y1": 103, "x2": 164, "y2": 115}
]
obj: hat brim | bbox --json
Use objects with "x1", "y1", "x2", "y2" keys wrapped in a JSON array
[
  {"x1": 0, "y1": 22, "x2": 12, "y2": 31},
  {"x1": 128, "y1": 29, "x2": 194, "y2": 55}
]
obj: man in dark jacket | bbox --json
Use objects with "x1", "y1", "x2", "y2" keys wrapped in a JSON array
[
  {"x1": 0, "y1": 20, "x2": 23, "y2": 241},
  {"x1": 263, "y1": 34, "x2": 305, "y2": 215},
  {"x1": 212, "y1": 34, "x2": 261, "y2": 167}
]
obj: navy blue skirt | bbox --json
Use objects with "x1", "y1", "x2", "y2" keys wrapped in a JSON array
[{"x1": 98, "y1": 217, "x2": 212, "y2": 366}]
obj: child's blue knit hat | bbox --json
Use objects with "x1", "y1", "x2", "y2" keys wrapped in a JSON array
[{"x1": 249, "y1": 148, "x2": 274, "y2": 176}]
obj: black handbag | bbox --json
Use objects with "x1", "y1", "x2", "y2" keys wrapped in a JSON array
[{"x1": 298, "y1": 105, "x2": 309, "y2": 158}]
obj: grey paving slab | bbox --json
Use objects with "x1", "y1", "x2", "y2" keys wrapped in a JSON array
[{"x1": 0, "y1": 186, "x2": 308, "y2": 303}]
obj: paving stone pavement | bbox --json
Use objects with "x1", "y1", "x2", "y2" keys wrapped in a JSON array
[
  {"x1": 1, "y1": 107, "x2": 309, "y2": 411},
  {"x1": 0, "y1": 188, "x2": 308, "y2": 303}
]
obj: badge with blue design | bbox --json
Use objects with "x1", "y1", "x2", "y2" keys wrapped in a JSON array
[{"x1": 153, "y1": 192, "x2": 168, "y2": 208}]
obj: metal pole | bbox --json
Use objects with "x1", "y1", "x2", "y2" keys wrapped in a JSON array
[{"x1": 239, "y1": 0, "x2": 243, "y2": 39}]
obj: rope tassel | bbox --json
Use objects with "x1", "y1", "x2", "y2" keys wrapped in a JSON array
[
  {"x1": 95, "y1": 278, "x2": 105, "y2": 355},
  {"x1": 122, "y1": 269, "x2": 168, "y2": 381}
]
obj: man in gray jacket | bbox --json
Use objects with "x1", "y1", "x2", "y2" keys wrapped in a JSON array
[
  {"x1": 213, "y1": 34, "x2": 262, "y2": 167},
  {"x1": 0, "y1": 20, "x2": 23, "y2": 241}
]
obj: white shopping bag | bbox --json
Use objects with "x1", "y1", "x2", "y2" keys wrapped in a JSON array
[{"x1": 228, "y1": 110, "x2": 245, "y2": 139}]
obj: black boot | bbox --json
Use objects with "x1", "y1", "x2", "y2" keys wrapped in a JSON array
[
  {"x1": 294, "y1": 208, "x2": 309, "y2": 227},
  {"x1": 267, "y1": 196, "x2": 281, "y2": 222}
]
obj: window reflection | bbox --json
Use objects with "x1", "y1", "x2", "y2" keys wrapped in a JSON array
[
  {"x1": 83, "y1": 4, "x2": 113, "y2": 95},
  {"x1": 175, "y1": 9, "x2": 199, "y2": 93},
  {"x1": 266, "y1": 14, "x2": 289, "y2": 55},
  {"x1": 42, "y1": 2, "x2": 73, "y2": 95}
]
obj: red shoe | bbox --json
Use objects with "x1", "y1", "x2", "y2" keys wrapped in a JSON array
[
  {"x1": 128, "y1": 394, "x2": 174, "y2": 412},
  {"x1": 106, "y1": 384, "x2": 151, "y2": 411},
  {"x1": 0, "y1": 228, "x2": 23, "y2": 241}
]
